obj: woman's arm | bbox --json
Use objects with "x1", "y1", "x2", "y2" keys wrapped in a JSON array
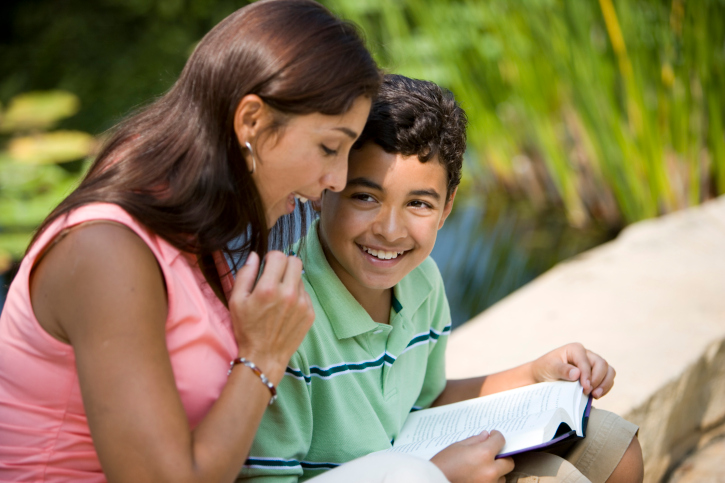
[{"x1": 30, "y1": 222, "x2": 313, "y2": 483}]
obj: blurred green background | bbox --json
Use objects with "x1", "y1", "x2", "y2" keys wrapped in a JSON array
[{"x1": 1, "y1": 0, "x2": 724, "y2": 324}]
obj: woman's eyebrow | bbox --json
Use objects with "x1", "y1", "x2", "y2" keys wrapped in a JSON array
[
  {"x1": 333, "y1": 127, "x2": 358, "y2": 139},
  {"x1": 346, "y1": 177, "x2": 382, "y2": 191}
]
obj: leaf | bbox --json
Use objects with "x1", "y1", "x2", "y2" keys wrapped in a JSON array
[
  {"x1": 8, "y1": 131, "x2": 95, "y2": 164},
  {"x1": 0, "y1": 174, "x2": 79, "y2": 228},
  {"x1": 0, "y1": 91, "x2": 80, "y2": 133},
  {"x1": 0, "y1": 232, "x2": 33, "y2": 260},
  {"x1": 0, "y1": 246, "x2": 11, "y2": 273}
]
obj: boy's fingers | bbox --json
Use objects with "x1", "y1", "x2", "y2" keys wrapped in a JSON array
[
  {"x1": 485, "y1": 430, "x2": 506, "y2": 452},
  {"x1": 232, "y1": 251, "x2": 259, "y2": 297},
  {"x1": 559, "y1": 363, "x2": 581, "y2": 382},
  {"x1": 457, "y1": 430, "x2": 490, "y2": 446},
  {"x1": 495, "y1": 456, "x2": 515, "y2": 475},
  {"x1": 587, "y1": 350, "x2": 609, "y2": 389},
  {"x1": 593, "y1": 365, "x2": 616, "y2": 398},
  {"x1": 568, "y1": 344, "x2": 593, "y2": 393}
]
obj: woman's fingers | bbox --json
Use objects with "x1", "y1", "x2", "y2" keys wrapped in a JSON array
[
  {"x1": 279, "y1": 255, "x2": 304, "y2": 311},
  {"x1": 228, "y1": 250, "x2": 314, "y2": 376},
  {"x1": 232, "y1": 251, "x2": 260, "y2": 297},
  {"x1": 256, "y1": 251, "x2": 288, "y2": 287}
]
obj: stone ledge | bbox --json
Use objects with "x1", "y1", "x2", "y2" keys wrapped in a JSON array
[{"x1": 446, "y1": 195, "x2": 725, "y2": 482}]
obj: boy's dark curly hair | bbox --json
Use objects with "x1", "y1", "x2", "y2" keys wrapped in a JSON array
[{"x1": 353, "y1": 74, "x2": 467, "y2": 200}]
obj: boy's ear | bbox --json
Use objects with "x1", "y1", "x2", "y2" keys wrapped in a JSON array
[{"x1": 438, "y1": 187, "x2": 457, "y2": 230}]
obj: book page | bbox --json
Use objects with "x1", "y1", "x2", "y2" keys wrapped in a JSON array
[
  {"x1": 386, "y1": 410, "x2": 557, "y2": 460},
  {"x1": 573, "y1": 389, "x2": 589, "y2": 436},
  {"x1": 397, "y1": 381, "x2": 580, "y2": 445},
  {"x1": 392, "y1": 381, "x2": 583, "y2": 457}
]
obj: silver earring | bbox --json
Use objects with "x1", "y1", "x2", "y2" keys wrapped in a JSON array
[{"x1": 245, "y1": 141, "x2": 256, "y2": 174}]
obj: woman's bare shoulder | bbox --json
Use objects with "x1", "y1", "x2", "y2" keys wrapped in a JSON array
[{"x1": 30, "y1": 221, "x2": 168, "y2": 344}]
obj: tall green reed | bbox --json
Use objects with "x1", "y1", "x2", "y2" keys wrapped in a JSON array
[{"x1": 325, "y1": 0, "x2": 725, "y2": 228}]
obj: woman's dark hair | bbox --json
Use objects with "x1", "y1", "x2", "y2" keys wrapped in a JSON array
[
  {"x1": 31, "y1": 0, "x2": 381, "y2": 301},
  {"x1": 353, "y1": 74, "x2": 467, "y2": 200}
]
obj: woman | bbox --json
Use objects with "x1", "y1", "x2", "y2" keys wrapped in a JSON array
[
  {"x1": 0, "y1": 1, "x2": 379, "y2": 481},
  {"x1": 0, "y1": 1, "x2": 518, "y2": 480}
]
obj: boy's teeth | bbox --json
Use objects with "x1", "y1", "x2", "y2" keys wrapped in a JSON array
[
  {"x1": 294, "y1": 194, "x2": 308, "y2": 204},
  {"x1": 363, "y1": 246, "x2": 402, "y2": 260}
]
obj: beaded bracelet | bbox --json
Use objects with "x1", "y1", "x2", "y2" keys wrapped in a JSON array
[{"x1": 228, "y1": 357, "x2": 278, "y2": 405}]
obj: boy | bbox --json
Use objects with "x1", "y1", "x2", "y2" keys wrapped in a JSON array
[{"x1": 239, "y1": 75, "x2": 642, "y2": 483}]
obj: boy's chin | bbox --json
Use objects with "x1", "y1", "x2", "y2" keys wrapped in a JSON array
[{"x1": 356, "y1": 274, "x2": 403, "y2": 292}]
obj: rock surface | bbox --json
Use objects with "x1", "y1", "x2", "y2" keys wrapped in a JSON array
[
  {"x1": 667, "y1": 432, "x2": 725, "y2": 483},
  {"x1": 445, "y1": 195, "x2": 725, "y2": 482}
]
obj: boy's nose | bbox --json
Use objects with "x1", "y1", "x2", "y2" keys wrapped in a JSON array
[{"x1": 372, "y1": 207, "x2": 406, "y2": 242}]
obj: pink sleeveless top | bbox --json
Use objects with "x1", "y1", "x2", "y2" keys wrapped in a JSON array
[{"x1": 0, "y1": 203, "x2": 238, "y2": 482}]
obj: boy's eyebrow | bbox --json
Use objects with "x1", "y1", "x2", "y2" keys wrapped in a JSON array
[
  {"x1": 333, "y1": 127, "x2": 358, "y2": 139},
  {"x1": 346, "y1": 177, "x2": 383, "y2": 191},
  {"x1": 409, "y1": 189, "x2": 441, "y2": 201}
]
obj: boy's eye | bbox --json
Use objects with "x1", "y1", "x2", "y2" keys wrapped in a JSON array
[
  {"x1": 321, "y1": 144, "x2": 338, "y2": 156},
  {"x1": 352, "y1": 193, "x2": 376, "y2": 203},
  {"x1": 409, "y1": 200, "x2": 433, "y2": 209}
]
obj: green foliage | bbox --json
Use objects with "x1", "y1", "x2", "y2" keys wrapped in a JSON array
[
  {"x1": 0, "y1": 91, "x2": 80, "y2": 132},
  {"x1": 1, "y1": 0, "x2": 722, "y2": 268},
  {"x1": 325, "y1": 0, "x2": 725, "y2": 228},
  {"x1": 0, "y1": 0, "x2": 249, "y2": 134},
  {"x1": 0, "y1": 91, "x2": 93, "y2": 269}
]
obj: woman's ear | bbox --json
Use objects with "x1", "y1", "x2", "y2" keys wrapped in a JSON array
[{"x1": 233, "y1": 94, "x2": 266, "y2": 145}]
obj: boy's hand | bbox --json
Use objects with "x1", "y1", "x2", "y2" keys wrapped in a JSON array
[
  {"x1": 431, "y1": 430, "x2": 514, "y2": 483},
  {"x1": 531, "y1": 343, "x2": 616, "y2": 398}
]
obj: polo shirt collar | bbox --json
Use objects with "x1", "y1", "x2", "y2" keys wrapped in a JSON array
[
  {"x1": 392, "y1": 257, "x2": 433, "y2": 318},
  {"x1": 302, "y1": 221, "x2": 378, "y2": 339},
  {"x1": 302, "y1": 220, "x2": 434, "y2": 339}
]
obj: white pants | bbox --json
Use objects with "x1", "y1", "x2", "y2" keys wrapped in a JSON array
[{"x1": 307, "y1": 453, "x2": 450, "y2": 483}]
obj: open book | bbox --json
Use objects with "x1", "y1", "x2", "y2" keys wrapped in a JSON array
[{"x1": 387, "y1": 381, "x2": 592, "y2": 459}]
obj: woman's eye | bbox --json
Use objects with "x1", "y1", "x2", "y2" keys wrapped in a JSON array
[{"x1": 321, "y1": 145, "x2": 338, "y2": 156}]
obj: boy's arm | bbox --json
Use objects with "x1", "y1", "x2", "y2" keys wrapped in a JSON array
[
  {"x1": 433, "y1": 343, "x2": 616, "y2": 406},
  {"x1": 237, "y1": 353, "x2": 313, "y2": 483}
]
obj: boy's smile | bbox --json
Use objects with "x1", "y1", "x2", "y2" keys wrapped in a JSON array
[{"x1": 317, "y1": 142, "x2": 455, "y2": 317}]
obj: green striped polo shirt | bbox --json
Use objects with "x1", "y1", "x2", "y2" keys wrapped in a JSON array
[{"x1": 238, "y1": 221, "x2": 452, "y2": 482}]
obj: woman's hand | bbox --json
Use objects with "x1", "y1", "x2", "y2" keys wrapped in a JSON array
[
  {"x1": 530, "y1": 343, "x2": 616, "y2": 398},
  {"x1": 228, "y1": 250, "x2": 315, "y2": 383},
  {"x1": 431, "y1": 431, "x2": 515, "y2": 483},
  {"x1": 31, "y1": 225, "x2": 315, "y2": 483}
]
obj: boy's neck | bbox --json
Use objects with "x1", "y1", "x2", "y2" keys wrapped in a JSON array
[
  {"x1": 319, "y1": 234, "x2": 393, "y2": 324},
  {"x1": 353, "y1": 287, "x2": 392, "y2": 325}
]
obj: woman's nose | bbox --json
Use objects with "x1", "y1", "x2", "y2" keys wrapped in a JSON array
[{"x1": 323, "y1": 157, "x2": 348, "y2": 192}]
